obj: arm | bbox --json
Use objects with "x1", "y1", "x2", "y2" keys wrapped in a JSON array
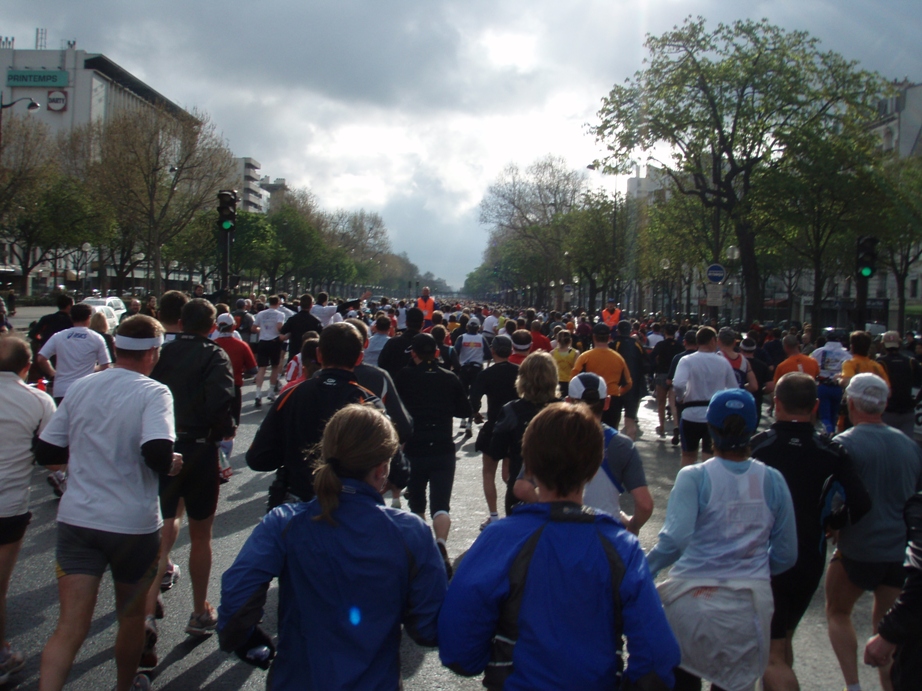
[
  {"x1": 672, "y1": 357, "x2": 689, "y2": 402},
  {"x1": 379, "y1": 369, "x2": 414, "y2": 442},
  {"x1": 205, "y1": 350, "x2": 237, "y2": 439},
  {"x1": 823, "y1": 445, "x2": 872, "y2": 531},
  {"x1": 745, "y1": 365, "x2": 759, "y2": 394},
  {"x1": 645, "y1": 466, "x2": 704, "y2": 577},
  {"x1": 453, "y1": 376, "x2": 473, "y2": 419},
  {"x1": 246, "y1": 402, "x2": 286, "y2": 472},
  {"x1": 140, "y1": 439, "x2": 178, "y2": 475},
  {"x1": 624, "y1": 487, "x2": 653, "y2": 536},
  {"x1": 400, "y1": 519, "x2": 449, "y2": 646},
  {"x1": 765, "y1": 467, "x2": 798, "y2": 575},
  {"x1": 468, "y1": 369, "x2": 486, "y2": 416},
  {"x1": 875, "y1": 494, "x2": 922, "y2": 645},
  {"x1": 618, "y1": 541, "x2": 680, "y2": 688},
  {"x1": 35, "y1": 353, "x2": 55, "y2": 379}
]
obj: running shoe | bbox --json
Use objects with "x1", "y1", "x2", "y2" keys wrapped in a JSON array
[
  {"x1": 254, "y1": 397, "x2": 262, "y2": 408},
  {"x1": 47, "y1": 470, "x2": 67, "y2": 497},
  {"x1": 140, "y1": 616, "x2": 158, "y2": 668},
  {"x1": 655, "y1": 425, "x2": 665, "y2": 437},
  {"x1": 437, "y1": 542, "x2": 453, "y2": 580},
  {"x1": 131, "y1": 672, "x2": 152, "y2": 690},
  {"x1": 671, "y1": 428, "x2": 680, "y2": 446},
  {"x1": 267, "y1": 392, "x2": 275, "y2": 403},
  {"x1": 479, "y1": 515, "x2": 499, "y2": 531},
  {"x1": 0, "y1": 643, "x2": 25, "y2": 684},
  {"x1": 160, "y1": 562, "x2": 180, "y2": 592},
  {"x1": 464, "y1": 427, "x2": 473, "y2": 439},
  {"x1": 185, "y1": 604, "x2": 218, "y2": 637}
]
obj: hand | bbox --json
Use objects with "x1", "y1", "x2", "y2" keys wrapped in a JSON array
[
  {"x1": 864, "y1": 634, "x2": 896, "y2": 668},
  {"x1": 234, "y1": 626, "x2": 276, "y2": 670},
  {"x1": 168, "y1": 453, "x2": 183, "y2": 476}
]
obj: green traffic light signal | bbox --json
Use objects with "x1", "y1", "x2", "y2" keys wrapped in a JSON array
[
  {"x1": 859, "y1": 266, "x2": 873, "y2": 278},
  {"x1": 221, "y1": 220, "x2": 234, "y2": 231}
]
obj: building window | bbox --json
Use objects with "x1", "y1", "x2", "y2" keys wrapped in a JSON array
[{"x1": 912, "y1": 278, "x2": 919, "y2": 299}]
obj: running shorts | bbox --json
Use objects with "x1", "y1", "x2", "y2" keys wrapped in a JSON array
[
  {"x1": 770, "y1": 561, "x2": 824, "y2": 639},
  {"x1": 159, "y1": 440, "x2": 220, "y2": 521},
  {"x1": 256, "y1": 338, "x2": 282, "y2": 368},
  {"x1": 475, "y1": 420, "x2": 497, "y2": 454},
  {"x1": 56, "y1": 522, "x2": 160, "y2": 584},
  {"x1": 406, "y1": 452, "x2": 456, "y2": 519},
  {"x1": 834, "y1": 550, "x2": 906, "y2": 592},
  {"x1": 0, "y1": 512, "x2": 31, "y2": 545},
  {"x1": 611, "y1": 393, "x2": 640, "y2": 420},
  {"x1": 680, "y1": 419, "x2": 713, "y2": 454}
]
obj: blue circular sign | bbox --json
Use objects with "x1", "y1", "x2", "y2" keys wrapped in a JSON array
[{"x1": 706, "y1": 264, "x2": 726, "y2": 284}]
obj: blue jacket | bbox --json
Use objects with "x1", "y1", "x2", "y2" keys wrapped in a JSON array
[
  {"x1": 438, "y1": 502, "x2": 679, "y2": 690},
  {"x1": 218, "y1": 479, "x2": 447, "y2": 690}
]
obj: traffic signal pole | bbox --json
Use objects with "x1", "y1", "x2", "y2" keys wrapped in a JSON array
[
  {"x1": 855, "y1": 236, "x2": 878, "y2": 330},
  {"x1": 216, "y1": 190, "x2": 238, "y2": 296}
]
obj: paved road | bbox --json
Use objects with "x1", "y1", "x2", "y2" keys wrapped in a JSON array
[{"x1": 5, "y1": 307, "x2": 885, "y2": 690}]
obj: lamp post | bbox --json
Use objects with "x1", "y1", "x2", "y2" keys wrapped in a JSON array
[
  {"x1": 0, "y1": 96, "x2": 41, "y2": 153},
  {"x1": 726, "y1": 245, "x2": 740, "y2": 324},
  {"x1": 81, "y1": 242, "x2": 91, "y2": 296}
]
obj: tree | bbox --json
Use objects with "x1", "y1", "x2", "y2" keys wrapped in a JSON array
[
  {"x1": 94, "y1": 108, "x2": 234, "y2": 295},
  {"x1": 594, "y1": 16, "x2": 885, "y2": 322}
]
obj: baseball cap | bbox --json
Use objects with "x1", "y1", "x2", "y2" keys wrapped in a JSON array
[
  {"x1": 592, "y1": 322, "x2": 611, "y2": 337},
  {"x1": 845, "y1": 373, "x2": 889, "y2": 408},
  {"x1": 216, "y1": 313, "x2": 236, "y2": 331},
  {"x1": 882, "y1": 331, "x2": 901, "y2": 349},
  {"x1": 468, "y1": 317, "x2": 480, "y2": 327},
  {"x1": 568, "y1": 373, "x2": 607, "y2": 402},
  {"x1": 707, "y1": 389, "x2": 758, "y2": 446},
  {"x1": 409, "y1": 332, "x2": 437, "y2": 357}
]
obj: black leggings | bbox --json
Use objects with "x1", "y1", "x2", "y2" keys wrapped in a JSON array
[{"x1": 673, "y1": 667, "x2": 729, "y2": 691}]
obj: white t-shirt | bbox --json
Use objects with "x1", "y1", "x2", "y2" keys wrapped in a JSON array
[
  {"x1": 40, "y1": 368, "x2": 175, "y2": 534},
  {"x1": 673, "y1": 350, "x2": 738, "y2": 423},
  {"x1": 0, "y1": 373, "x2": 56, "y2": 516},
  {"x1": 482, "y1": 314, "x2": 500, "y2": 335},
  {"x1": 646, "y1": 333, "x2": 664, "y2": 349},
  {"x1": 38, "y1": 326, "x2": 111, "y2": 398},
  {"x1": 254, "y1": 308, "x2": 286, "y2": 341},
  {"x1": 310, "y1": 304, "x2": 339, "y2": 328}
]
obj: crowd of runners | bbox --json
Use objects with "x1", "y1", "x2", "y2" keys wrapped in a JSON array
[{"x1": 1, "y1": 286, "x2": 921, "y2": 690}]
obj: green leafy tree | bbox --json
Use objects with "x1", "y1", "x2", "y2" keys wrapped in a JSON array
[{"x1": 594, "y1": 16, "x2": 885, "y2": 321}]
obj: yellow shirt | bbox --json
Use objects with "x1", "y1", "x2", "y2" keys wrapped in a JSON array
[
  {"x1": 552, "y1": 347, "x2": 578, "y2": 382},
  {"x1": 841, "y1": 355, "x2": 890, "y2": 387}
]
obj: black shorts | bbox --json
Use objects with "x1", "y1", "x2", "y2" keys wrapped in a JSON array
[
  {"x1": 407, "y1": 452, "x2": 456, "y2": 519},
  {"x1": 475, "y1": 420, "x2": 497, "y2": 454},
  {"x1": 256, "y1": 338, "x2": 282, "y2": 367},
  {"x1": 611, "y1": 394, "x2": 640, "y2": 420},
  {"x1": 770, "y1": 562, "x2": 824, "y2": 639},
  {"x1": 835, "y1": 551, "x2": 906, "y2": 592},
  {"x1": 56, "y1": 522, "x2": 160, "y2": 584},
  {"x1": 680, "y1": 419, "x2": 713, "y2": 454},
  {"x1": 159, "y1": 440, "x2": 220, "y2": 521},
  {"x1": 0, "y1": 512, "x2": 31, "y2": 545}
]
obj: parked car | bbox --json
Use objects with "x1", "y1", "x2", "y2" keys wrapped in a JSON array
[{"x1": 82, "y1": 296, "x2": 126, "y2": 321}]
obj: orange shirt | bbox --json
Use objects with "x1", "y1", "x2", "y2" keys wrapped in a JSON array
[
  {"x1": 417, "y1": 297, "x2": 435, "y2": 320},
  {"x1": 571, "y1": 346, "x2": 632, "y2": 396},
  {"x1": 841, "y1": 355, "x2": 890, "y2": 387},
  {"x1": 773, "y1": 353, "x2": 821, "y2": 383}
]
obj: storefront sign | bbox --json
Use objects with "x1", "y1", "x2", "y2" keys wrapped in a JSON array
[
  {"x1": 47, "y1": 90, "x2": 67, "y2": 111},
  {"x1": 6, "y1": 70, "x2": 69, "y2": 87}
]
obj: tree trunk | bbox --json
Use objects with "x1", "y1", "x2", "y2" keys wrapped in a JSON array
[
  {"x1": 895, "y1": 271, "x2": 907, "y2": 334},
  {"x1": 737, "y1": 226, "x2": 761, "y2": 325},
  {"x1": 811, "y1": 262, "x2": 825, "y2": 328}
]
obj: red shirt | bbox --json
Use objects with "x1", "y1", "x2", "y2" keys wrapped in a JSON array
[
  {"x1": 216, "y1": 336, "x2": 257, "y2": 387},
  {"x1": 530, "y1": 331, "x2": 552, "y2": 353}
]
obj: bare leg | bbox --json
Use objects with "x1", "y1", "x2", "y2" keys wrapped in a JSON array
[
  {"x1": 482, "y1": 454, "x2": 498, "y2": 514},
  {"x1": 655, "y1": 385, "x2": 667, "y2": 430},
  {"x1": 680, "y1": 450, "x2": 698, "y2": 467},
  {"x1": 113, "y1": 575, "x2": 155, "y2": 691},
  {"x1": 254, "y1": 365, "x2": 267, "y2": 397},
  {"x1": 871, "y1": 585, "x2": 902, "y2": 691},
  {"x1": 432, "y1": 511, "x2": 451, "y2": 542},
  {"x1": 763, "y1": 637, "x2": 799, "y2": 691},
  {"x1": 39, "y1": 575, "x2": 100, "y2": 691},
  {"x1": 146, "y1": 514, "x2": 181, "y2": 617},
  {"x1": 825, "y1": 559, "x2": 865, "y2": 689},
  {"x1": 187, "y1": 515, "x2": 215, "y2": 615},
  {"x1": 269, "y1": 363, "x2": 281, "y2": 390},
  {"x1": 0, "y1": 539, "x2": 24, "y2": 645},
  {"x1": 622, "y1": 416, "x2": 638, "y2": 441}
]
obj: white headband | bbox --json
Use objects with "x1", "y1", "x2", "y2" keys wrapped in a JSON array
[{"x1": 115, "y1": 334, "x2": 163, "y2": 350}]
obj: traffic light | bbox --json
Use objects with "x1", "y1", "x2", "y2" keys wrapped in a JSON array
[
  {"x1": 217, "y1": 190, "x2": 238, "y2": 232},
  {"x1": 856, "y1": 236, "x2": 878, "y2": 279}
]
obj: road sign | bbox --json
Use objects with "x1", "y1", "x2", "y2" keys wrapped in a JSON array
[
  {"x1": 706, "y1": 264, "x2": 726, "y2": 284},
  {"x1": 706, "y1": 284, "x2": 723, "y2": 307},
  {"x1": 564, "y1": 284, "x2": 573, "y2": 294}
]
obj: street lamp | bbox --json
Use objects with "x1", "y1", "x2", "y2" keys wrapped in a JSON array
[
  {"x1": 0, "y1": 96, "x2": 41, "y2": 153},
  {"x1": 81, "y1": 242, "x2": 91, "y2": 296}
]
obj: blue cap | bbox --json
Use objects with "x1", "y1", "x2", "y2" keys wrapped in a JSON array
[{"x1": 706, "y1": 389, "x2": 757, "y2": 447}]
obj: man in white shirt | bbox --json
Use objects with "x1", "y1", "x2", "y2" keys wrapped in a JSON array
[
  {"x1": 0, "y1": 336, "x2": 56, "y2": 684},
  {"x1": 252, "y1": 296, "x2": 288, "y2": 407},
  {"x1": 481, "y1": 308, "x2": 500, "y2": 345},
  {"x1": 673, "y1": 327, "x2": 738, "y2": 467},
  {"x1": 36, "y1": 302, "x2": 111, "y2": 403},
  {"x1": 35, "y1": 315, "x2": 182, "y2": 691}
]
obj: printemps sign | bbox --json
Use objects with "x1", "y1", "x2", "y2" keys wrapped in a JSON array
[{"x1": 6, "y1": 70, "x2": 69, "y2": 87}]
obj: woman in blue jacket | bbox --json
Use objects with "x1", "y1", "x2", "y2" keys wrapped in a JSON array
[{"x1": 218, "y1": 404, "x2": 448, "y2": 690}]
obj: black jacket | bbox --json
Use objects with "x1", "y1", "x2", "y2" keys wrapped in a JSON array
[
  {"x1": 150, "y1": 333, "x2": 236, "y2": 441},
  {"x1": 751, "y1": 421, "x2": 871, "y2": 575},
  {"x1": 878, "y1": 492, "x2": 922, "y2": 689},
  {"x1": 395, "y1": 359, "x2": 470, "y2": 456},
  {"x1": 246, "y1": 368, "x2": 381, "y2": 500},
  {"x1": 280, "y1": 309, "x2": 322, "y2": 360},
  {"x1": 377, "y1": 328, "x2": 420, "y2": 379},
  {"x1": 469, "y1": 361, "x2": 519, "y2": 422},
  {"x1": 354, "y1": 363, "x2": 413, "y2": 443}
]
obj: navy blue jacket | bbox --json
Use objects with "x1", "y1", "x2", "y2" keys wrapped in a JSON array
[{"x1": 218, "y1": 479, "x2": 447, "y2": 690}]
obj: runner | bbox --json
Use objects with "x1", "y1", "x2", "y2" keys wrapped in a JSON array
[
  {"x1": 647, "y1": 388, "x2": 797, "y2": 691},
  {"x1": 751, "y1": 372, "x2": 871, "y2": 691},
  {"x1": 395, "y1": 333, "x2": 471, "y2": 577},
  {"x1": 439, "y1": 402, "x2": 680, "y2": 689},
  {"x1": 468, "y1": 335, "x2": 519, "y2": 527},
  {"x1": 378, "y1": 307, "x2": 423, "y2": 378},
  {"x1": 252, "y1": 295, "x2": 287, "y2": 408},
  {"x1": 611, "y1": 321, "x2": 648, "y2": 440},
  {"x1": 811, "y1": 331, "x2": 852, "y2": 434},
  {"x1": 417, "y1": 286, "x2": 436, "y2": 328},
  {"x1": 35, "y1": 315, "x2": 182, "y2": 691},
  {"x1": 651, "y1": 323, "x2": 684, "y2": 438},
  {"x1": 453, "y1": 317, "x2": 492, "y2": 437},
  {"x1": 218, "y1": 405, "x2": 446, "y2": 689},
  {"x1": 571, "y1": 322, "x2": 632, "y2": 434},
  {"x1": 36, "y1": 302, "x2": 111, "y2": 404},
  {"x1": 826, "y1": 374, "x2": 922, "y2": 691},
  {"x1": 877, "y1": 330, "x2": 921, "y2": 436},
  {"x1": 0, "y1": 335, "x2": 55, "y2": 686},
  {"x1": 772, "y1": 334, "x2": 820, "y2": 384},
  {"x1": 279, "y1": 294, "x2": 321, "y2": 364}
]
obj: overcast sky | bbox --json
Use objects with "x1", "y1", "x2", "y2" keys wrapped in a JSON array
[{"x1": 5, "y1": 0, "x2": 920, "y2": 290}]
